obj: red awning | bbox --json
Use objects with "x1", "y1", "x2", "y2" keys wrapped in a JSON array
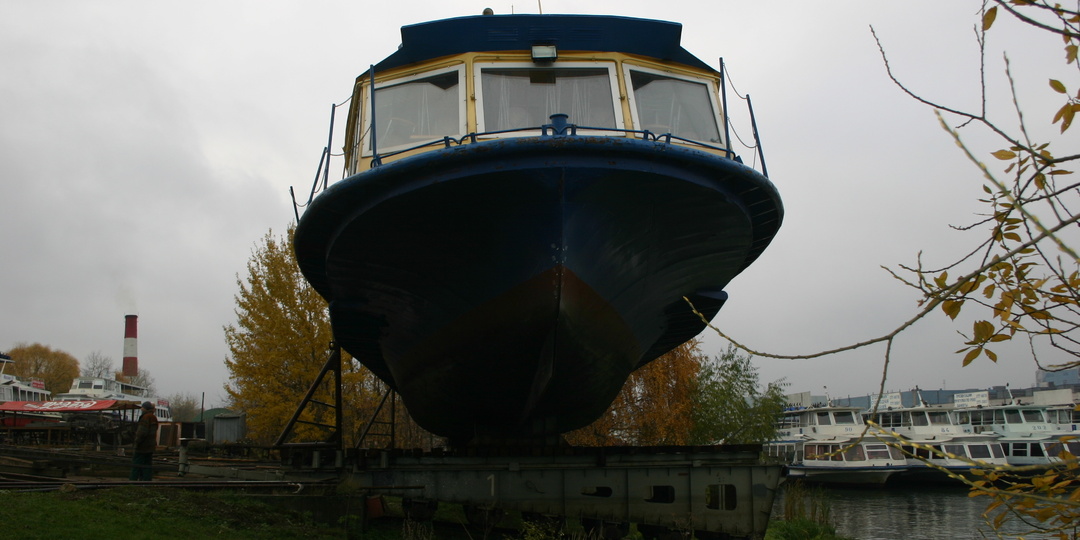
[{"x1": 0, "y1": 400, "x2": 140, "y2": 412}]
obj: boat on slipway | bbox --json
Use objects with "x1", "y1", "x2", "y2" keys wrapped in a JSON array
[{"x1": 292, "y1": 12, "x2": 783, "y2": 441}]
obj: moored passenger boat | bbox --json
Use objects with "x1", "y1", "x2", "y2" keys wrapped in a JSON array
[
  {"x1": 952, "y1": 399, "x2": 1077, "y2": 466},
  {"x1": 768, "y1": 392, "x2": 1009, "y2": 486},
  {"x1": 864, "y1": 399, "x2": 1007, "y2": 482},
  {"x1": 788, "y1": 439, "x2": 908, "y2": 485},
  {"x1": 767, "y1": 401, "x2": 908, "y2": 485},
  {"x1": 293, "y1": 12, "x2": 783, "y2": 441}
]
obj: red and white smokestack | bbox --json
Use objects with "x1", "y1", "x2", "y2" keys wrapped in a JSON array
[{"x1": 122, "y1": 314, "x2": 138, "y2": 377}]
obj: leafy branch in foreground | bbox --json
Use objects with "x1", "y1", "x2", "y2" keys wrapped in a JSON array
[{"x1": 692, "y1": 2, "x2": 1080, "y2": 537}]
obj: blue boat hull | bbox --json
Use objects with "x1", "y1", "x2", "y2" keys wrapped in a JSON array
[{"x1": 295, "y1": 135, "x2": 782, "y2": 440}]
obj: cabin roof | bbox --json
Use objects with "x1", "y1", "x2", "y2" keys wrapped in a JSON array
[{"x1": 374, "y1": 14, "x2": 718, "y2": 74}]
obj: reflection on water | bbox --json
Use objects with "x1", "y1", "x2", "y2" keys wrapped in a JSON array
[{"x1": 773, "y1": 482, "x2": 1064, "y2": 540}]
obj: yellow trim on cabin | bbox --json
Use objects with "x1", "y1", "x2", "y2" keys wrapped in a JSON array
[{"x1": 343, "y1": 51, "x2": 725, "y2": 173}]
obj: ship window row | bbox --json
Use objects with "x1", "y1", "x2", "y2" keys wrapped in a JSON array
[
  {"x1": 804, "y1": 443, "x2": 904, "y2": 462},
  {"x1": 1005, "y1": 441, "x2": 1080, "y2": 458},
  {"x1": 363, "y1": 61, "x2": 724, "y2": 156},
  {"x1": 1045, "y1": 441, "x2": 1080, "y2": 456},
  {"x1": 955, "y1": 408, "x2": 1046, "y2": 425},
  {"x1": 869, "y1": 411, "x2": 915, "y2": 428},
  {"x1": 765, "y1": 443, "x2": 798, "y2": 458},
  {"x1": 812, "y1": 411, "x2": 858, "y2": 426},
  {"x1": 1005, "y1": 442, "x2": 1047, "y2": 458},
  {"x1": 1046, "y1": 408, "x2": 1080, "y2": 424},
  {"x1": 0, "y1": 386, "x2": 50, "y2": 401},
  {"x1": 870, "y1": 410, "x2": 954, "y2": 428},
  {"x1": 805, "y1": 443, "x2": 1005, "y2": 461},
  {"x1": 903, "y1": 443, "x2": 1004, "y2": 460}
]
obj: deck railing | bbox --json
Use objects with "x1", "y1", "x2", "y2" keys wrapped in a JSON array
[{"x1": 366, "y1": 115, "x2": 740, "y2": 168}]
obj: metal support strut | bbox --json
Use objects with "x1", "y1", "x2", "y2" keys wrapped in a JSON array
[{"x1": 273, "y1": 344, "x2": 344, "y2": 460}]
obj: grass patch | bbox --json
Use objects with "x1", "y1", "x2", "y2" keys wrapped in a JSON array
[
  {"x1": 764, "y1": 481, "x2": 853, "y2": 540},
  {"x1": 0, "y1": 486, "x2": 345, "y2": 540},
  {"x1": 3, "y1": 485, "x2": 822, "y2": 540},
  {"x1": 765, "y1": 518, "x2": 851, "y2": 540}
]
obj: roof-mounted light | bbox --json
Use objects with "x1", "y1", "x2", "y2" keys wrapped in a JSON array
[{"x1": 531, "y1": 44, "x2": 557, "y2": 63}]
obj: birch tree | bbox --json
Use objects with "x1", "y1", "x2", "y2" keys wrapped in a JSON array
[{"x1": 224, "y1": 227, "x2": 380, "y2": 444}]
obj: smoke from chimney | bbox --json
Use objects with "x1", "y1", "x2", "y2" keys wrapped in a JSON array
[{"x1": 122, "y1": 314, "x2": 138, "y2": 377}]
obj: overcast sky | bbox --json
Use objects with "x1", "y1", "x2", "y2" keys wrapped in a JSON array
[{"x1": 2, "y1": 1, "x2": 1075, "y2": 407}]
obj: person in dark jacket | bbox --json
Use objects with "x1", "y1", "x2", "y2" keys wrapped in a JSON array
[{"x1": 129, "y1": 401, "x2": 158, "y2": 481}]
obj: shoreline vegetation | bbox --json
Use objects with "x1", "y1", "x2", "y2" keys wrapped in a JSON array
[{"x1": 766, "y1": 480, "x2": 852, "y2": 540}]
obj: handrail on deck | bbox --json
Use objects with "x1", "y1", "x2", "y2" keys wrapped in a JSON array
[{"x1": 367, "y1": 116, "x2": 741, "y2": 169}]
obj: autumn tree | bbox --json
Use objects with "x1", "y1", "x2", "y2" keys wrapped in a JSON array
[
  {"x1": 224, "y1": 227, "x2": 388, "y2": 445},
  {"x1": 565, "y1": 339, "x2": 783, "y2": 447},
  {"x1": 81, "y1": 351, "x2": 114, "y2": 378},
  {"x1": 6, "y1": 343, "x2": 79, "y2": 395},
  {"x1": 566, "y1": 339, "x2": 702, "y2": 446}
]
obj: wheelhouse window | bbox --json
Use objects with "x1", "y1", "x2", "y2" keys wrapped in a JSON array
[
  {"x1": 366, "y1": 66, "x2": 464, "y2": 154},
  {"x1": 1005, "y1": 409, "x2": 1023, "y2": 424},
  {"x1": 476, "y1": 62, "x2": 619, "y2": 132},
  {"x1": 944, "y1": 444, "x2": 966, "y2": 458},
  {"x1": 834, "y1": 411, "x2": 856, "y2": 425},
  {"x1": 865, "y1": 444, "x2": 891, "y2": 460},
  {"x1": 843, "y1": 445, "x2": 866, "y2": 461},
  {"x1": 928, "y1": 411, "x2": 951, "y2": 425},
  {"x1": 870, "y1": 411, "x2": 908, "y2": 429},
  {"x1": 625, "y1": 66, "x2": 722, "y2": 144},
  {"x1": 1046, "y1": 441, "x2": 1080, "y2": 457}
]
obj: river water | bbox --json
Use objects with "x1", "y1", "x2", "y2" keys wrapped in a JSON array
[{"x1": 773, "y1": 483, "x2": 1065, "y2": 539}]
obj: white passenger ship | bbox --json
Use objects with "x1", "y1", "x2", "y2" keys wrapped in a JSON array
[
  {"x1": 864, "y1": 392, "x2": 1008, "y2": 481},
  {"x1": 950, "y1": 389, "x2": 1079, "y2": 466},
  {"x1": 768, "y1": 391, "x2": 1009, "y2": 485},
  {"x1": 0, "y1": 354, "x2": 51, "y2": 403},
  {"x1": 767, "y1": 394, "x2": 908, "y2": 485},
  {"x1": 54, "y1": 376, "x2": 172, "y2": 421}
]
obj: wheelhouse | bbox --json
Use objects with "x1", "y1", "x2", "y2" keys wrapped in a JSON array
[
  {"x1": 343, "y1": 15, "x2": 736, "y2": 173},
  {"x1": 953, "y1": 405, "x2": 1054, "y2": 435},
  {"x1": 867, "y1": 409, "x2": 954, "y2": 429},
  {"x1": 0, "y1": 378, "x2": 49, "y2": 402},
  {"x1": 0, "y1": 355, "x2": 50, "y2": 402},
  {"x1": 774, "y1": 406, "x2": 864, "y2": 441}
]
